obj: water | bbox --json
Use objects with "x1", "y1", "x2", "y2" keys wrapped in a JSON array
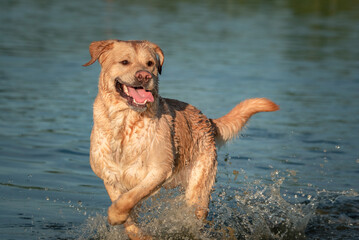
[{"x1": 0, "y1": 0, "x2": 358, "y2": 239}]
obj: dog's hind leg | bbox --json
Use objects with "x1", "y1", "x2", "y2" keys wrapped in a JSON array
[{"x1": 185, "y1": 148, "x2": 217, "y2": 220}]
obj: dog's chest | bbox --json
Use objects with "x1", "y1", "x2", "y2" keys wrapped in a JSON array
[
  {"x1": 108, "y1": 117, "x2": 157, "y2": 190},
  {"x1": 112, "y1": 115, "x2": 156, "y2": 152}
]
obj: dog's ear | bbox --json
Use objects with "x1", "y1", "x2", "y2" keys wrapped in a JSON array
[
  {"x1": 145, "y1": 41, "x2": 164, "y2": 74},
  {"x1": 83, "y1": 40, "x2": 117, "y2": 67}
]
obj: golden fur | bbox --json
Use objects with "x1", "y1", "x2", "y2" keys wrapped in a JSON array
[{"x1": 83, "y1": 40, "x2": 279, "y2": 239}]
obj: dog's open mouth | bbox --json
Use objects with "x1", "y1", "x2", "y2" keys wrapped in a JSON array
[{"x1": 115, "y1": 79, "x2": 154, "y2": 109}]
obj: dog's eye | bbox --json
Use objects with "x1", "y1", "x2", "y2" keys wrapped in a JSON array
[
  {"x1": 147, "y1": 61, "x2": 154, "y2": 67},
  {"x1": 120, "y1": 60, "x2": 129, "y2": 65}
]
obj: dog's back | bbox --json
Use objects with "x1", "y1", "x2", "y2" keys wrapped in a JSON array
[{"x1": 163, "y1": 97, "x2": 279, "y2": 150}]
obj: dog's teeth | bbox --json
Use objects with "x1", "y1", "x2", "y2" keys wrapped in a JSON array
[
  {"x1": 123, "y1": 85, "x2": 129, "y2": 95},
  {"x1": 133, "y1": 99, "x2": 147, "y2": 105}
]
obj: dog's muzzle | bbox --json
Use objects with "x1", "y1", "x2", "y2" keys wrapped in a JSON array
[{"x1": 115, "y1": 77, "x2": 154, "y2": 110}]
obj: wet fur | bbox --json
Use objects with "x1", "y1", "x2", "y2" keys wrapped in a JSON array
[{"x1": 84, "y1": 40, "x2": 279, "y2": 239}]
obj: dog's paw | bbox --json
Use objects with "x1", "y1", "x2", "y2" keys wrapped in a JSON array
[
  {"x1": 125, "y1": 223, "x2": 153, "y2": 240},
  {"x1": 195, "y1": 206, "x2": 209, "y2": 220},
  {"x1": 107, "y1": 203, "x2": 129, "y2": 225}
]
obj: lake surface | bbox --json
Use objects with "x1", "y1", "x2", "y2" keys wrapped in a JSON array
[{"x1": 0, "y1": 0, "x2": 358, "y2": 239}]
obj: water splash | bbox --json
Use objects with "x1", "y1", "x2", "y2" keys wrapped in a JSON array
[
  {"x1": 201, "y1": 170, "x2": 316, "y2": 239},
  {"x1": 76, "y1": 170, "x2": 318, "y2": 239}
]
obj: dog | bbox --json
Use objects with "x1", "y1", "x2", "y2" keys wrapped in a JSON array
[{"x1": 83, "y1": 40, "x2": 279, "y2": 239}]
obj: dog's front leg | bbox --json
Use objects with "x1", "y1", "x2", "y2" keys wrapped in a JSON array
[
  {"x1": 104, "y1": 183, "x2": 150, "y2": 239},
  {"x1": 107, "y1": 169, "x2": 168, "y2": 225},
  {"x1": 104, "y1": 182, "x2": 122, "y2": 202}
]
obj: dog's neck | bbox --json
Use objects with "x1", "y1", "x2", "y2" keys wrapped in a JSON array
[{"x1": 96, "y1": 90, "x2": 160, "y2": 139}]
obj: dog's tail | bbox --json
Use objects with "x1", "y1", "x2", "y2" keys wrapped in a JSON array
[{"x1": 211, "y1": 98, "x2": 279, "y2": 146}]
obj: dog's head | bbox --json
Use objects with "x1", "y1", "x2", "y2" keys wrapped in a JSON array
[{"x1": 83, "y1": 40, "x2": 164, "y2": 112}]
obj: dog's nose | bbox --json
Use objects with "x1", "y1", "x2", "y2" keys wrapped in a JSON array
[{"x1": 135, "y1": 70, "x2": 152, "y2": 83}]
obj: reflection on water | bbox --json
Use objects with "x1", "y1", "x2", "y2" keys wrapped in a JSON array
[{"x1": 0, "y1": 0, "x2": 358, "y2": 239}]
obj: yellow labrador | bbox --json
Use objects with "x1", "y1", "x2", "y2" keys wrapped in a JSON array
[{"x1": 83, "y1": 40, "x2": 279, "y2": 239}]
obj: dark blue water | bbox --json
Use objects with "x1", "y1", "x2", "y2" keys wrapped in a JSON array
[{"x1": 1, "y1": 0, "x2": 358, "y2": 239}]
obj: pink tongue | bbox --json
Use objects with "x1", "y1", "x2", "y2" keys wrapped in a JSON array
[{"x1": 127, "y1": 87, "x2": 154, "y2": 104}]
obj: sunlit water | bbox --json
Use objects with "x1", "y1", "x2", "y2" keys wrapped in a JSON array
[{"x1": 0, "y1": 0, "x2": 358, "y2": 239}]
